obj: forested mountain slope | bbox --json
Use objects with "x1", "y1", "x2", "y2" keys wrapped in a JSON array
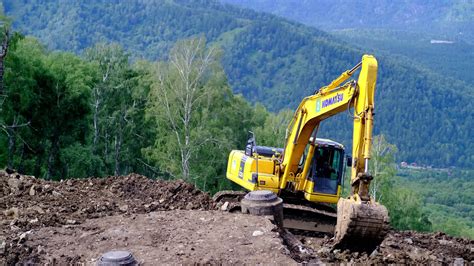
[
  {"x1": 222, "y1": 0, "x2": 474, "y2": 43},
  {"x1": 2, "y1": 0, "x2": 473, "y2": 168},
  {"x1": 222, "y1": 0, "x2": 474, "y2": 85},
  {"x1": 331, "y1": 29, "x2": 474, "y2": 84}
]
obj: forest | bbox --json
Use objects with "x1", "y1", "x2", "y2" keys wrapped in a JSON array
[
  {"x1": 0, "y1": 1, "x2": 472, "y2": 238},
  {"x1": 2, "y1": 0, "x2": 473, "y2": 168}
]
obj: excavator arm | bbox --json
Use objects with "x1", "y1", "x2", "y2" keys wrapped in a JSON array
[
  {"x1": 279, "y1": 55, "x2": 389, "y2": 250},
  {"x1": 280, "y1": 55, "x2": 377, "y2": 199},
  {"x1": 350, "y1": 55, "x2": 377, "y2": 200}
]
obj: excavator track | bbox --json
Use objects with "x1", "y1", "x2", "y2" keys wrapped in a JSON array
[
  {"x1": 334, "y1": 198, "x2": 390, "y2": 251},
  {"x1": 282, "y1": 203, "x2": 336, "y2": 234},
  {"x1": 213, "y1": 190, "x2": 338, "y2": 235}
]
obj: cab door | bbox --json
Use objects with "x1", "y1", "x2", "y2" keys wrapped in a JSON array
[{"x1": 311, "y1": 147, "x2": 343, "y2": 195}]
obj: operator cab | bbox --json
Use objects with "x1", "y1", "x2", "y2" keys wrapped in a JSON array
[{"x1": 309, "y1": 138, "x2": 345, "y2": 195}]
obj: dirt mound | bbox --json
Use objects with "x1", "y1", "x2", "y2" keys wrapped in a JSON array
[
  {"x1": 1, "y1": 171, "x2": 212, "y2": 225},
  {"x1": 0, "y1": 171, "x2": 213, "y2": 264},
  {"x1": 298, "y1": 229, "x2": 473, "y2": 264},
  {"x1": 1, "y1": 170, "x2": 472, "y2": 264}
]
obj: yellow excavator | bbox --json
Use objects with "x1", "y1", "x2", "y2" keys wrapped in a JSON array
[{"x1": 219, "y1": 55, "x2": 389, "y2": 250}]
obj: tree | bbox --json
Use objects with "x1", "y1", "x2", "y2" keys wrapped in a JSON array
[
  {"x1": 145, "y1": 37, "x2": 255, "y2": 191},
  {"x1": 0, "y1": 13, "x2": 10, "y2": 96},
  {"x1": 253, "y1": 107, "x2": 293, "y2": 148},
  {"x1": 84, "y1": 43, "x2": 126, "y2": 156},
  {"x1": 85, "y1": 43, "x2": 154, "y2": 177},
  {"x1": 147, "y1": 37, "x2": 218, "y2": 181},
  {"x1": 1, "y1": 37, "x2": 44, "y2": 173},
  {"x1": 386, "y1": 187, "x2": 432, "y2": 231},
  {"x1": 365, "y1": 135, "x2": 432, "y2": 232},
  {"x1": 0, "y1": 14, "x2": 24, "y2": 170},
  {"x1": 0, "y1": 37, "x2": 95, "y2": 179},
  {"x1": 369, "y1": 135, "x2": 398, "y2": 201},
  {"x1": 40, "y1": 51, "x2": 95, "y2": 179}
]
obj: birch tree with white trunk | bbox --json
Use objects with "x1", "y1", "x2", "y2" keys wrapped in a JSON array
[
  {"x1": 369, "y1": 135, "x2": 398, "y2": 201},
  {"x1": 147, "y1": 37, "x2": 218, "y2": 181}
]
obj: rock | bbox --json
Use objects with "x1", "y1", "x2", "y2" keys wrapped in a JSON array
[
  {"x1": 10, "y1": 224, "x2": 20, "y2": 231},
  {"x1": 29, "y1": 218, "x2": 39, "y2": 224},
  {"x1": 408, "y1": 247, "x2": 423, "y2": 261},
  {"x1": 316, "y1": 247, "x2": 331, "y2": 255},
  {"x1": 0, "y1": 238, "x2": 5, "y2": 255},
  {"x1": 27, "y1": 206, "x2": 45, "y2": 214},
  {"x1": 66, "y1": 180, "x2": 73, "y2": 186},
  {"x1": 43, "y1": 184, "x2": 52, "y2": 193},
  {"x1": 404, "y1": 238, "x2": 413, "y2": 244},
  {"x1": 453, "y1": 258, "x2": 464, "y2": 266},
  {"x1": 19, "y1": 230, "x2": 32, "y2": 243},
  {"x1": 3, "y1": 207, "x2": 19, "y2": 219},
  {"x1": 5, "y1": 168, "x2": 15, "y2": 174},
  {"x1": 370, "y1": 249, "x2": 379, "y2": 257},
  {"x1": 119, "y1": 205, "x2": 129, "y2": 212},
  {"x1": 384, "y1": 253, "x2": 395, "y2": 262},
  {"x1": 185, "y1": 202, "x2": 194, "y2": 210},
  {"x1": 8, "y1": 178, "x2": 22, "y2": 191},
  {"x1": 66, "y1": 219, "x2": 77, "y2": 225},
  {"x1": 220, "y1": 202, "x2": 229, "y2": 211},
  {"x1": 52, "y1": 190, "x2": 62, "y2": 197},
  {"x1": 37, "y1": 245, "x2": 45, "y2": 254},
  {"x1": 438, "y1": 239, "x2": 451, "y2": 245},
  {"x1": 29, "y1": 185, "x2": 36, "y2": 196},
  {"x1": 252, "y1": 230, "x2": 264, "y2": 237}
]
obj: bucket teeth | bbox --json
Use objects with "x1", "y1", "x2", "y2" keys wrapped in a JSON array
[{"x1": 334, "y1": 198, "x2": 390, "y2": 252}]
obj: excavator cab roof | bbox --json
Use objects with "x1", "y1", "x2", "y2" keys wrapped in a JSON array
[{"x1": 311, "y1": 138, "x2": 344, "y2": 150}]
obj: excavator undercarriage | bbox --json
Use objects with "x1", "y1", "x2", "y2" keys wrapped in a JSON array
[{"x1": 213, "y1": 190, "x2": 389, "y2": 251}]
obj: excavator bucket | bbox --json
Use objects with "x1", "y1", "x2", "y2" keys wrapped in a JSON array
[{"x1": 334, "y1": 198, "x2": 390, "y2": 252}]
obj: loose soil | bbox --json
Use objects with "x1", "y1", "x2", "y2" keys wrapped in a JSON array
[
  {"x1": 16, "y1": 210, "x2": 293, "y2": 265},
  {"x1": 1, "y1": 171, "x2": 472, "y2": 264}
]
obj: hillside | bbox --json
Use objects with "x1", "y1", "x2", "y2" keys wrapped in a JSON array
[
  {"x1": 398, "y1": 168, "x2": 474, "y2": 238},
  {"x1": 2, "y1": 0, "x2": 473, "y2": 168},
  {"x1": 332, "y1": 29, "x2": 474, "y2": 84},
  {"x1": 221, "y1": 0, "x2": 474, "y2": 43},
  {"x1": 222, "y1": 0, "x2": 474, "y2": 86}
]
